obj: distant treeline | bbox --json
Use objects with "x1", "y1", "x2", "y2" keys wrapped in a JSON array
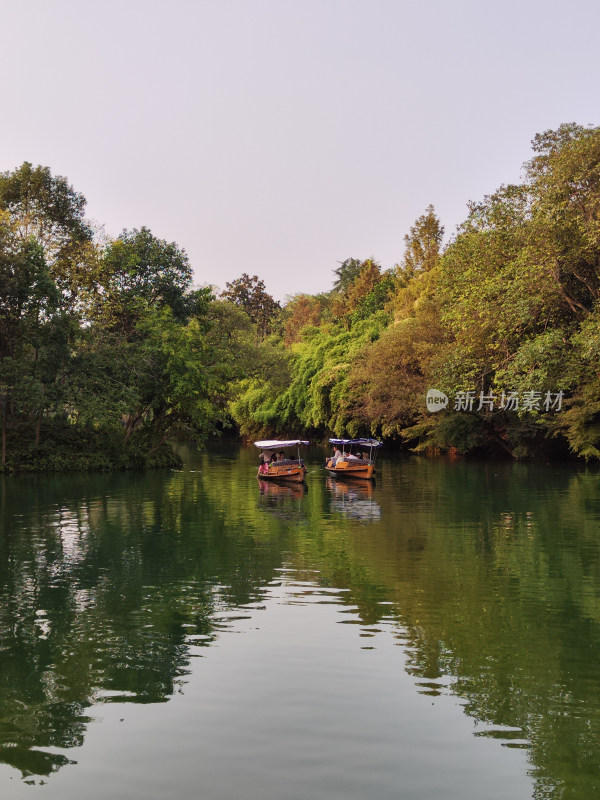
[{"x1": 2, "y1": 123, "x2": 600, "y2": 471}]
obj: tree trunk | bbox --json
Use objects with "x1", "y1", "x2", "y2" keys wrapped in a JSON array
[
  {"x1": 1, "y1": 391, "x2": 8, "y2": 466},
  {"x1": 123, "y1": 407, "x2": 143, "y2": 449},
  {"x1": 123, "y1": 416, "x2": 135, "y2": 448},
  {"x1": 35, "y1": 409, "x2": 42, "y2": 447}
]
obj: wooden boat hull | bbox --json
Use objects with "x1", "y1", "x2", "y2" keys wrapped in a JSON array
[
  {"x1": 258, "y1": 464, "x2": 307, "y2": 482},
  {"x1": 325, "y1": 462, "x2": 375, "y2": 480}
]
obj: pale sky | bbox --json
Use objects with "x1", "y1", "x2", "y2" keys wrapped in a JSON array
[{"x1": 1, "y1": 0, "x2": 598, "y2": 301}]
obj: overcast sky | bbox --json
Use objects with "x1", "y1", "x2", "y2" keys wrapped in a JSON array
[{"x1": 1, "y1": 0, "x2": 598, "y2": 300}]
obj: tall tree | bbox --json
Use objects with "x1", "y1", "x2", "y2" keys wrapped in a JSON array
[
  {"x1": 398, "y1": 204, "x2": 444, "y2": 279},
  {"x1": 526, "y1": 123, "x2": 600, "y2": 316},
  {"x1": 332, "y1": 257, "x2": 363, "y2": 294},
  {"x1": 0, "y1": 162, "x2": 94, "y2": 308},
  {"x1": 282, "y1": 293, "x2": 327, "y2": 346},
  {"x1": 330, "y1": 258, "x2": 389, "y2": 326},
  {"x1": 221, "y1": 273, "x2": 281, "y2": 339},
  {"x1": 98, "y1": 227, "x2": 194, "y2": 330}
]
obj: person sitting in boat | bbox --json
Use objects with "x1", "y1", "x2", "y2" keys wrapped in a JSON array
[
  {"x1": 257, "y1": 456, "x2": 269, "y2": 475},
  {"x1": 345, "y1": 451, "x2": 359, "y2": 461},
  {"x1": 328, "y1": 447, "x2": 343, "y2": 467},
  {"x1": 277, "y1": 450, "x2": 286, "y2": 461},
  {"x1": 270, "y1": 452, "x2": 278, "y2": 464}
]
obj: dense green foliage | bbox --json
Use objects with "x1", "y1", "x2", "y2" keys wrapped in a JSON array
[
  {"x1": 230, "y1": 123, "x2": 600, "y2": 460},
  {"x1": 0, "y1": 165, "x2": 254, "y2": 472},
  {"x1": 3, "y1": 123, "x2": 600, "y2": 469}
]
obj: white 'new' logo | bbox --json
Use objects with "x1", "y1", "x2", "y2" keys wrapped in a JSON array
[{"x1": 426, "y1": 389, "x2": 449, "y2": 412}]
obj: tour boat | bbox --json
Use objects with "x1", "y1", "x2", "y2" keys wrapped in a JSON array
[
  {"x1": 254, "y1": 439, "x2": 309, "y2": 482},
  {"x1": 325, "y1": 438, "x2": 381, "y2": 480}
]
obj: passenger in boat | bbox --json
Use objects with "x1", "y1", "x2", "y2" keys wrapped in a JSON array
[
  {"x1": 329, "y1": 447, "x2": 343, "y2": 466},
  {"x1": 270, "y1": 452, "x2": 278, "y2": 464},
  {"x1": 345, "y1": 452, "x2": 359, "y2": 461},
  {"x1": 257, "y1": 456, "x2": 269, "y2": 475},
  {"x1": 277, "y1": 450, "x2": 286, "y2": 461}
]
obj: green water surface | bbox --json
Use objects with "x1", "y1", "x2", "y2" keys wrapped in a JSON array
[{"x1": 1, "y1": 444, "x2": 599, "y2": 799}]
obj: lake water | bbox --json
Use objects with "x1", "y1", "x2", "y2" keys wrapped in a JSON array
[{"x1": 1, "y1": 444, "x2": 599, "y2": 799}]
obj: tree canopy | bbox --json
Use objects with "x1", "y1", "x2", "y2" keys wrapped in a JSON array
[
  {"x1": 228, "y1": 125, "x2": 600, "y2": 460},
  {"x1": 221, "y1": 273, "x2": 281, "y2": 339},
  {"x1": 3, "y1": 124, "x2": 600, "y2": 471},
  {"x1": 0, "y1": 165, "x2": 252, "y2": 470}
]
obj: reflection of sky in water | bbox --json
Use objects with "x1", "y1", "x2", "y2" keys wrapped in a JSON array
[{"x1": 57, "y1": 509, "x2": 89, "y2": 563}]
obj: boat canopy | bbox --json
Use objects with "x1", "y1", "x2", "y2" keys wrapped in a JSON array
[
  {"x1": 329, "y1": 438, "x2": 382, "y2": 448},
  {"x1": 254, "y1": 439, "x2": 310, "y2": 450}
]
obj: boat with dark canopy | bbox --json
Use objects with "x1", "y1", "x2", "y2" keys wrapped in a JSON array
[
  {"x1": 254, "y1": 439, "x2": 309, "y2": 482},
  {"x1": 325, "y1": 438, "x2": 381, "y2": 480}
]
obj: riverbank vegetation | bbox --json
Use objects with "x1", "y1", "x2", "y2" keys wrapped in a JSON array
[{"x1": 1, "y1": 123, "x2": 600, "y2": 470}]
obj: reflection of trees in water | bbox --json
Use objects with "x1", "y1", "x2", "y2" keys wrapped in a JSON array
[
  {"x1": 1, "y1": 455, "x2": 600, "y2": 796},
  {"x1": 257, "y1": 478, "x2": 308, "y2": 521},
  {"x1": 315, "y1": 458, "x2": 600, "y2": 800},
  {"x1": 0, "y1": 467, "x2": 287, "y2": 777}
]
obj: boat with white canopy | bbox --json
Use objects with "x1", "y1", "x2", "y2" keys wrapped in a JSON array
[
  {"x1": 254, "y1": 439, "x2": 309, "y2": 482},
  {"x1": 326, "y1": 438, "x2": 381, "y2": 480}
]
